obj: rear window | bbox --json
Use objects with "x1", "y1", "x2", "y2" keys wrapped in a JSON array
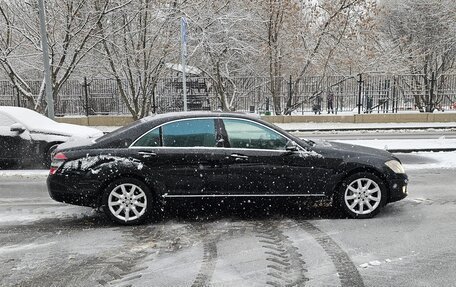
[{"x1": 95, "y1": 119, "x2": 145, "y2": 143}]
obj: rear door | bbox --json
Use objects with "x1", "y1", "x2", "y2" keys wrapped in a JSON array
[{"x1": 130, "y1": 118, "x2": 227, "y2": 196}]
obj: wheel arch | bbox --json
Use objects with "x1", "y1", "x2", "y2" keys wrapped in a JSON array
[
  {"x1": 45, "y1": 141, "x2": 63, "y2": 154},
  {"x1": 330, "y1": 165, "x2": 389, "y2": 204},
  {"x1": 43, "y1": 141, "x2": 64, "y2": 167},
  {"x1": 96, "y1": 172, "x2": 160, "y2": 207}
]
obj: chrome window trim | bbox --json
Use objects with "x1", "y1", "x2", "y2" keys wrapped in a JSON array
[
  {"x1": 129, "y1": 115, "x2": 307, "y2": 153},
  {"x1": 129, "y1": 145, "x2": 292, "y2": 153}
]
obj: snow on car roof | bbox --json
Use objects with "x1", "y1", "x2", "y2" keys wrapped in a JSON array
[{"x1": 0, "y1": 106, "x2": 57, "y2": 129}]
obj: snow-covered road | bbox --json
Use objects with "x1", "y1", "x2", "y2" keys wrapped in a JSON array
[{"x1": 1, "y1": 165, "x2": 456, "y2": 287}]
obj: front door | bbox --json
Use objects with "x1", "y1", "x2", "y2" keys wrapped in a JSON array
[{"x1": 220, "y1": 118, "x2": 328, "y2": 196}]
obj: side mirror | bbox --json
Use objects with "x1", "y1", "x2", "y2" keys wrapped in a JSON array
[
  {"x1": 10, "y1": 123, "x2": 26, "y2": 134},
  {"x1": 285, "y1": 140, "x2": 299, "y2": 152}
]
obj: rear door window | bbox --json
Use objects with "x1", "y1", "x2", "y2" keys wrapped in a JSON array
[{"x1": 132, "y1": 118, "x2": 217, "y2": 148}]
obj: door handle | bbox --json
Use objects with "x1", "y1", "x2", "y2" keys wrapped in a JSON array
[
  {"x1": 138, "y1": 151, "x2": 156, "y2": 158},
  {"x1": 230, "y1": 153, "x2": 248, "y2": 161}
]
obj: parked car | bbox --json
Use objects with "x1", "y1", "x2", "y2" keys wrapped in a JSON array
[
  {"x1": 0, "y1": 106, "x2": 103, "y2": 168},
  {"x1": 47, "y1": 112, "x2": 408, "y2": 225}
]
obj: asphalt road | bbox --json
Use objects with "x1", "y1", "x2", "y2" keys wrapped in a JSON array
[{"x1": 0, "y1": 155, "x2": 455, "y2": 286}]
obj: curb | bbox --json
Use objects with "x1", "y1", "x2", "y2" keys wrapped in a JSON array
[
  {"x1": 283, "y1": 126, "x2": 456, "y2": 133},
  {"x1": 386, "y1": 148, "x2": 456, "y2": 153}
]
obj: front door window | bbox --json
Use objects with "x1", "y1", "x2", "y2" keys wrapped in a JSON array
[{"x1": 223, "y1": 119, "x2": 288, "y2": 150}]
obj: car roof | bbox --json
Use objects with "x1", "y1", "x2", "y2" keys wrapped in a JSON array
[
  {"x1": 139, "y1": 111, "x2": 261, "y2": 123},
  {"x1": 94, "y1": 111, "x2": 268, "y2": 147},
  {"x1": 0, "y1": 106, "x2": 56, "y2": 129}
]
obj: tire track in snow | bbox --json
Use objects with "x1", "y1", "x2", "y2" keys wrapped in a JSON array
[
  {"x1": 255, "y1": 221, "x2": 309, "y2": 287},
  {"x1": 191, "y1": 224, "x2": 220, "y2": 287},
  {"x1": 297, "y1": 221, "x2": 365, "y2": 287},
  {"x1": 191, "y1": 238, "x2": 218, "y2": 287}
]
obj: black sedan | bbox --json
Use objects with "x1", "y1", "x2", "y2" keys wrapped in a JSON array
[{"x1": 47, "y1": 112, "x2": 408, "y2": 225}]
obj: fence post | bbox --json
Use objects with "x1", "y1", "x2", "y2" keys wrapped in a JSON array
[
  {"x1": 286, "y1": 75, "x2": 292, "y2": 115},
  {"x1": 15, "y1": 86, "x2": 20, "y2": 107},
  {"x1": 430, "y1": 72, "x2": 435, "y2": 112},
  {"x1": 83, "y1": 77, "x2": 90, "y2": 125},
  {"x1": 392, "y1": 76, "x2": 397, "y2": 113},
  {"x1": 357, "y1": 73, "x2": 363, "y2": 114},
  {"x1": 152, "y1": 82, "x2": 157, "y2": 114}
]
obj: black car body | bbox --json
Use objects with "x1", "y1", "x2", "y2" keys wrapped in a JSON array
[
  {"x1": 0, "y1": 106, "x2": 103, "y2": 167},
  {"x1": 47, "y1": 112, "x2": 408, "y2": 224}
]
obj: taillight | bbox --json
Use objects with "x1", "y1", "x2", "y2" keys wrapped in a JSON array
[{"x1": 49, "y1": 152, "x2": 68, "y2": 175}]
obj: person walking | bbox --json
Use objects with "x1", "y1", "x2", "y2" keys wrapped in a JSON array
[
  {"x1": 313, "y1": 95, "x2": 322, "y2": 115},
  {"x1": 327, "y1": 91, "x2": 334, "y2": 114}
]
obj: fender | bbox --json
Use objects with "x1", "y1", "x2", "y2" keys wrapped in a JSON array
[{"x1": 61, "y1": 155, "x2": 167, "y2": 198}]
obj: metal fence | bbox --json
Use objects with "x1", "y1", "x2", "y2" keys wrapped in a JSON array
[{"x1": 1, "y1": 74, "x2": 456, "y2": 116}]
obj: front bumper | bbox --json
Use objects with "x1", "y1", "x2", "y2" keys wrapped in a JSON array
[{"x1": 387, "y1": 174, "x2": 409, "y2": 202}]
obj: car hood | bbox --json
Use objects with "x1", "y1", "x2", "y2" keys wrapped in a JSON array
[
  {"x1": 310, "y1": 139, "x2": 396, "y2": 161},
  {"x1": 30, "y1": 123, "x2": 103, "y2": 139}
]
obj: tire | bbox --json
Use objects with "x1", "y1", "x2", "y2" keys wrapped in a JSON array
[
  {"x1": 337, "y1": 172, "x2": 387, "y2": 219},
  {"x1": 102, "y1": 178, "x2": 154, "y2": 225}
]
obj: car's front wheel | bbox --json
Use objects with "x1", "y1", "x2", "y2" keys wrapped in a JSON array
[
  {"x1": 102, "y1": 178, "x2": 154, "y2": 225},
  {"x1": 338, "y1": 172, "x2": 387, "y2": 219}
]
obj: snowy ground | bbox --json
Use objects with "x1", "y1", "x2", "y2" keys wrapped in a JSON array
[
  {"x1": 1, "y1": 143, "x2": 456, "y2": 286},
  {"x1": 334, "y1": 139, "x2": 456, "y2": 152},
  {"x1": 1, "y1": 165, "x2": 456, "y2": 287}
]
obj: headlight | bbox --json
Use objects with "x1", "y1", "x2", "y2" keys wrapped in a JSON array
[{"x1": 385, "y1": 160, "x2": 405, "y2": 174}]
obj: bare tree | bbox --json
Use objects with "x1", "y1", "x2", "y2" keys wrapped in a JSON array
[
  {"x1": 185, "y1": 0, "x2": 259, "y2": 111},
  {"x1": 96, "y1": 0, "x2": 178, "y2": 120},
  {"x1": 378, "y1": 0, "x2": 456, "y2": 112},
  {"x1": 248, "y1": 0, "x2": 376, "y2": 115},
  {"x1": 0, "y1": 0, "x2": 123, "y2": 112}
]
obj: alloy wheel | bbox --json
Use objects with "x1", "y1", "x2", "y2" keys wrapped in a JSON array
[
  {"x1": 108, "y1": 183, "x2": 148, "y2": 222},
  {"x1": 344, "y1": 178, "x2": 382, "y2": 215}
]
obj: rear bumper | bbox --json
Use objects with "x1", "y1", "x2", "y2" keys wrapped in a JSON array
[
  {"x1": 387, "y1": 174, "x2": 409, "y2": 202},
  {"x1": 47, "y1": 175, "x2": 102, "y2": 207}
]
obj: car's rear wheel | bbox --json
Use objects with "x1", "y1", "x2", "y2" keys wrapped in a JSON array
[
  {"x1": 102, "y1": 178, "x2": 153, "y2": 225},
  {"x1": 338, "y1": 172, "x2": 387, "y2": 219}
]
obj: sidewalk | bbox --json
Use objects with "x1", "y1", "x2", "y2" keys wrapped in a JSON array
[
  {"x1": 274, "y1": 122, "x2": 456, "y2": 153},
  {"x1": 275, "y1": 122, "x2": 456, "y2": 132}
]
